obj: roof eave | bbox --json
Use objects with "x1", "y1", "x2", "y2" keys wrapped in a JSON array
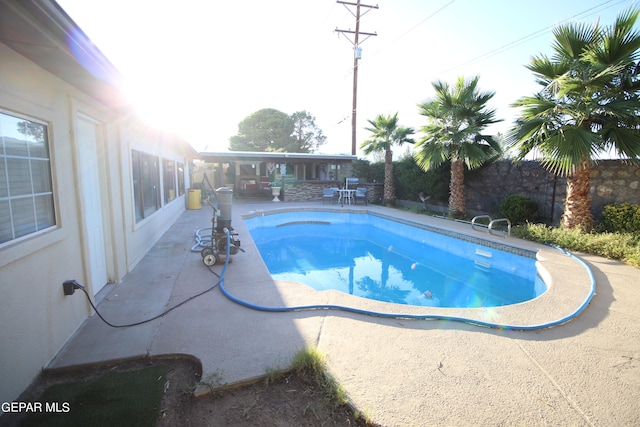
[
  {"x1": 0, "y1": 0, "x2": 127, "y2": 109},
  {"x1": 199, "y1": 151, "x2": 357, "y2": 163}
]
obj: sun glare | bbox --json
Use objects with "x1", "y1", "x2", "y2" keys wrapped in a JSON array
[
  {"x1": 120, "y1": 62, "x2": 241, "y2": 152},
  {"x1": 123, "y1": 78, "x2": 175, "y2": 126},
  {"x1": 122, "y1": 76, "x2": 211, "y2": 150}
]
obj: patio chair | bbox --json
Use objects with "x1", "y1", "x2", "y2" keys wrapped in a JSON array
[
  {"x1": 345, "y1": 177, "x2": 359, "y2": 189},
  {"x1": 419, "y1": 192, "x2": 431, "y2": 210},
  {"x1": 355, "y1": 187, "x2": 367, "y2": 205},
  {"x1": 323, "y1": 187, "x2": 338, "y2": 204}
]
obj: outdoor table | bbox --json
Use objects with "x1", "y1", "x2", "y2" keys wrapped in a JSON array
[{"x1": 338, "y1": 189, "x2": 356, "y2": 206}]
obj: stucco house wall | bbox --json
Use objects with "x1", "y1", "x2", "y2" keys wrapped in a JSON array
[{"x1": 0, "y1": 2, "x2": 196, "y2": 406}]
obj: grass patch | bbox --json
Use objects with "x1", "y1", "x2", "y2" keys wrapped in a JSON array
[
  {"x1": 290, "y1": 346, "x2": 362, "y2": 420},
  {"x1": 513, "y1": 223, "x2": 640, "y2": 267},
  {"x1": 21, "y1": 364, "x2": 167, "y2": 427}
]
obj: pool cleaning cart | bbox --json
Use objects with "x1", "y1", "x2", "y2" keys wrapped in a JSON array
[{"x1": 200, "y1": 187, "x2": 241, "y2": 266}]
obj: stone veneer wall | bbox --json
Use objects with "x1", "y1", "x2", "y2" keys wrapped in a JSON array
[
  {"x1": 365, "y1": 183, "x2": 384, "y2": 204},
  {"x1": 284, "y1": 181, "x2": 383, "y2": 204},
  {"x1": 463, "y1": 160, "x2": 640, "y2": 224},
  {"x1": 284, "y1": 180, "x2": 340, "y2": 201}
]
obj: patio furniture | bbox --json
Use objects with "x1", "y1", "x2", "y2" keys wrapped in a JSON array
[
  {"x1": 419, "y1": 192, "x2": 431, "y2": 210},
  {"x1": 355, "y1": 187, "x2": 367, "y2": 205},
  {"x1": 323, "y1": 187, "x2": 338, "y2": 204},
  {"x1": 345, "y1": 177, "x2": 359, "y2": 189},
  {"x1": 338, "y1": 188, "x2": 356, "y2": 206}
]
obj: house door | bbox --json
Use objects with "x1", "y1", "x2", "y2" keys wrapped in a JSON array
[{"x1": 76, "y1": 115, "x2": 108, "y2": 296}]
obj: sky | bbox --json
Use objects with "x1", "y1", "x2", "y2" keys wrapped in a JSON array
[{"x1": 56, "y1": 0, "x2": 638, "y2": 156}]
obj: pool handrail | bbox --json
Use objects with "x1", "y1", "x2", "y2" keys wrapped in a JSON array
[
  {"x1": 471, "y1": 215, "x2": 511, "y2": 237},
  {"x1": 489, "y1": 218, "x2": 511, "y2": 237},
  {"x1": 471, "y1": 215, "x2": 491, "y2": 231}
]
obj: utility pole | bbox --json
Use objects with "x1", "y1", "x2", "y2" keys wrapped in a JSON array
[{"x1": 335, "y1": 0, "x2": 378, "y2": 155}]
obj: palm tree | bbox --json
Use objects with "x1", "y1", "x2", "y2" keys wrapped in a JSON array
[
  {"x1": 361, "y1": 113, "x2": 414, "y2": 205},
  {"x1": 414, "y1": 76, "x2": 502, "y2": 217},
  {"x1": 508, "y1": 7, "x2": 640, "y2": 231}
]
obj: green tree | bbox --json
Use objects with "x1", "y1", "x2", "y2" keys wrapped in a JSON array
[
  {"x1": 394, "y1": 156, "x2": 450, "y2": 202},
  {"x1": 229, "y1": 108, "x2": 294, "y2": 152},
  {"x1": 361, "y1": 113, "x2": 414, "y2": 205},
  {"x1": 414, "y1": 76, "x2": 501, "y2": 217},
  {"x1": 508, "y1": 7, "x2": 640, "y2": 231},
  {"x1": 290, "y1": 110, "x2": 326, "y2": 153}
]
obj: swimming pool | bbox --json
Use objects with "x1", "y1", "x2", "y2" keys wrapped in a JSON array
[{"x1": 245, "y1": 210, "x2": 546, "y2": 308}]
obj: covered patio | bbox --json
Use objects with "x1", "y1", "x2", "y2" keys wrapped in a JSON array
[{"x1": 196, "y1": 151, "x2": 359, "y2": 201}]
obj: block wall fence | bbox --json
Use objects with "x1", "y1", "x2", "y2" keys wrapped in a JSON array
[{"x1": 462, "y1": 160, "x2": 640, "y2": 224}]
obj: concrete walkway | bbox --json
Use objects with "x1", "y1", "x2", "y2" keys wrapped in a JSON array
[{"x1": 48, "y1": 200, "x2": 640, "y2": 426}]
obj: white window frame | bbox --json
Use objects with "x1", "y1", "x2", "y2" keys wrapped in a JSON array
[{"x1": 0, "y1": 110, "x2": 56, "y2": 246}]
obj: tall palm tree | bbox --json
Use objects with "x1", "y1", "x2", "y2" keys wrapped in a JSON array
[
  {"x1": 508, "y1": 7, "x2": 640, "y2": 231},
  {"x1": 361, "y1": 113, "x2": 414, "y2": 205},
  {"x1": 414, "y1": 76, "x2": 502, "y2": 217}
]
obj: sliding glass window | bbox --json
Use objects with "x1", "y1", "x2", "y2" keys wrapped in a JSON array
[
  {"x1": 177, "y1": 162, "x2": 185, "y2": 197},
  {"x1": 132, "y1": 149, "x2": 160, "y2": 222},
  {"x1": 163, "y1": 158, "x2": 176, "y2": 204}
]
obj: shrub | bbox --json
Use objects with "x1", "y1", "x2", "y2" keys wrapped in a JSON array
[
  {"x1": 499, "y1": 194, "x2": 538, "y2": 225},
  {"x1": 393, "y1": 156, "x2": 450, "y2": 202},
  {"x1": 355, "y1": 157, "x2": 450, "y2": 203},
  {"x1": 350, "y1": 159, "x2": 376, "y2": 183},
  {"x1": 513, "y1": 223, "x2": 640, "y2": 268},
  {"x1": 599, "y1": 202, "x2": 640, "y2": 234}
]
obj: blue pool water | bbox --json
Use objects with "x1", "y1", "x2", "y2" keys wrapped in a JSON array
[{"x1": 245, "y1": 211, "x2": 546, "y2": 308}]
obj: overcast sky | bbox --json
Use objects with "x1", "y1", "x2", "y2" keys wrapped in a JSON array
[{"x1": 57, "y1": 0, "x2": 637, "y2": 155}]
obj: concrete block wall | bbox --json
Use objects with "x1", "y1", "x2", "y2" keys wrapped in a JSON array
[{"x1": 464, "y1": 160, "x2": 640, "y2": 223}]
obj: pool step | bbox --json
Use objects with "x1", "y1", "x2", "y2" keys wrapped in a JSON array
[
  {"x1": 474, "y1": 259, "x2": 491, "y2": 269},
  {"x1": 276, "y1": 220, "x2": 331, "y2": 227},
  {"x1": 475, "y1": 248, "x2": 493, "y2": 258},
  {"x1": 474, "y1": 248, "x2": 492, "y2": 270}
]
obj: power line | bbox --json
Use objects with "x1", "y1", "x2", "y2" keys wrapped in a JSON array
[
  {"x1": 359, "y1": 0, "x2": 456, "y2": 66},
  {"x1": 433, "y1": 0, "x2": 630, "y2": 78}
]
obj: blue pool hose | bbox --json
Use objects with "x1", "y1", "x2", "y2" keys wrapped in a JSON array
[{"x1": 219, "y1": 230, "x2": 596, "y2": 331}]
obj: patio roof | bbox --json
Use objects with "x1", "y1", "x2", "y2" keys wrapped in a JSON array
[{"x1": 200, "y1": 151, "x2": 357, "y2": 164}]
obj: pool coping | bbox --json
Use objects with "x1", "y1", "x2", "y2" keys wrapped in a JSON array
[{"x1": 238, "y1": 206, "x2": 596, "y2": 330}]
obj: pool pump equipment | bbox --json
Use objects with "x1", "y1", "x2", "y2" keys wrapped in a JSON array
[{"x1": 200, "y1": 187, "x2": 241, "y2": 266}]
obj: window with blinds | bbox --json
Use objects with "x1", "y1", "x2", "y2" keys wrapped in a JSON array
[{"x1": 0, "y1": 111, "x2": 56, "y2": 245}]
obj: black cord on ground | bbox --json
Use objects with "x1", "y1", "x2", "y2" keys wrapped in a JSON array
[{"x1": 82, "y1": 266, "x2": 222, "y2": 328}]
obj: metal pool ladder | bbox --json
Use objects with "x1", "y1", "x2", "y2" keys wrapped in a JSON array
[{"x1": 471, "y1": 215, "x2": 512, "y2": 237}]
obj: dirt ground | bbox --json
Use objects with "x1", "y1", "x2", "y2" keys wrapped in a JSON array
[{"x1": 1, "y1": 357, "x2": 372, "y2": 427}]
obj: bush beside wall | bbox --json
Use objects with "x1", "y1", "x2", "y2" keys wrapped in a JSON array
[
  {"x1": 385, "y1": 159, "x2": 639, "y2": 225},
  {"x1": 461, "y1": 160, "x2": 638, "y2": 224}
]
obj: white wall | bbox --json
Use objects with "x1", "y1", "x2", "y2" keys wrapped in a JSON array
[
  {"x1": 122, "y1": 121, "x2": 190, "y2": 271},
  {"x1": 0, "y1": 43, "x2": 94, "y2": 404},
  {"x1": 0, "y1": 42, "x2": 191, "y2": 404}
]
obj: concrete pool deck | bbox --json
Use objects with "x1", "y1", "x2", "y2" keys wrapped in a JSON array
[
  {"x1": 48, "y1": 200, "x2": 640, "y2": 426},
  {"x1": 240, "y1": 206, "x2": 594, "y2": 329}
]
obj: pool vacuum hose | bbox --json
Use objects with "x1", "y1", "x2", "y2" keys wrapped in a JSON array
[{"x1": 218, "y1": 231, "x2": 596, "y2": 331}]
